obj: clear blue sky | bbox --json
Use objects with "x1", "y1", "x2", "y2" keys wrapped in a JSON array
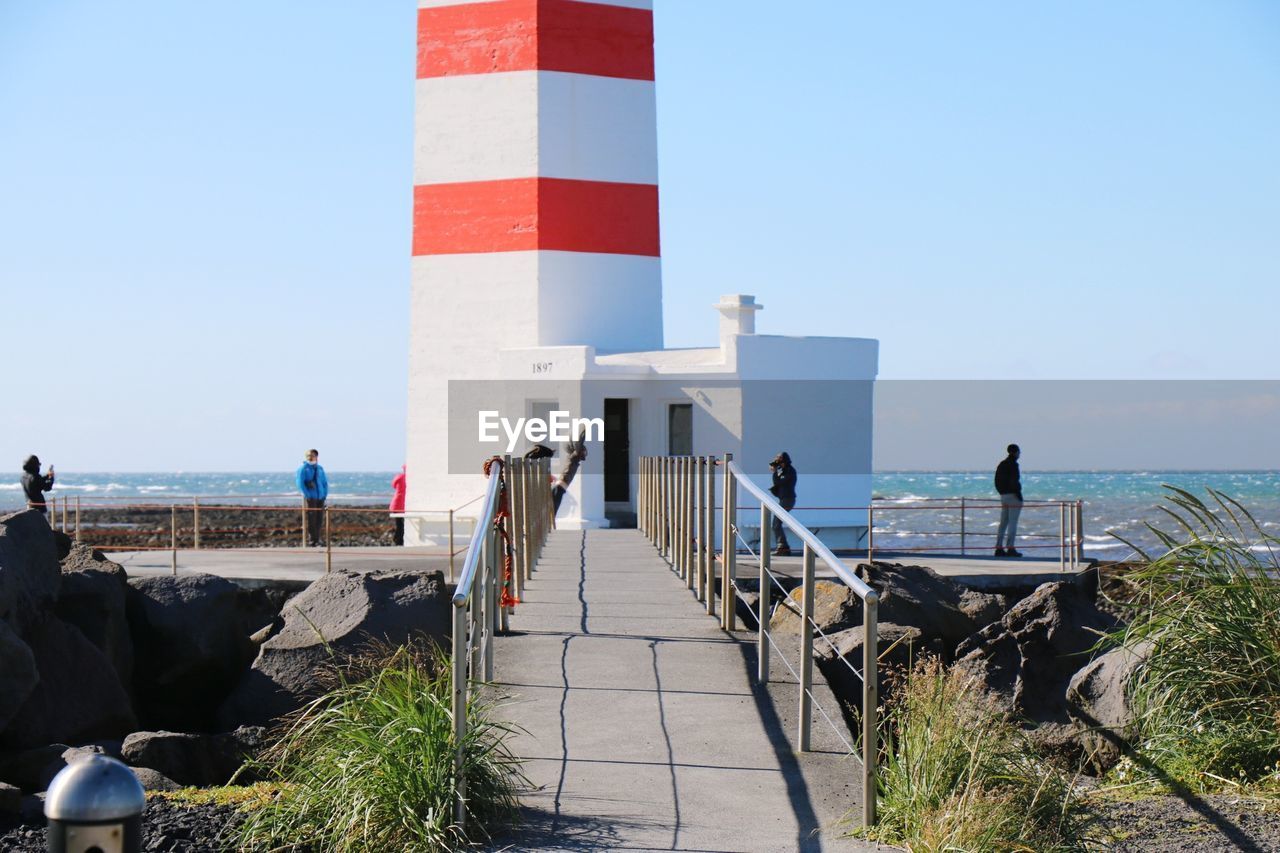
[{"x1": 2, "y1": 1, "x2": 1277, "y2": 471}]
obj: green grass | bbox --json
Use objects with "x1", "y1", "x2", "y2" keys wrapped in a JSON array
[
  {"x1": 1106, "y1": 487, "x2": 1280, "y2": 792},
  {"x1": 236, "y1": 642, "x2": 525, "y2": 852},
  {"x1": 858, "y1": 657, "x2": 1085, "y2": 852}
]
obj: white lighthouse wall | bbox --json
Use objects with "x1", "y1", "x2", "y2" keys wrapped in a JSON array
[{"x1": 537, "y1": 252, "x2": 663, "y2": 351}]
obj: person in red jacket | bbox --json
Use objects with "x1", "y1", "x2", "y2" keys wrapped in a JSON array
[{"x1": 390, "y1": 466, "x2": 407, "y2": 546}]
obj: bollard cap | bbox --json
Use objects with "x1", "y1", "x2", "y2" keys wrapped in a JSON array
[{"x1": 45, "y1": 755, "x2": 146, "y2": 822}]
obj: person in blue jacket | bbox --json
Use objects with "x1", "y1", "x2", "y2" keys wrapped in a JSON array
[{"x1": 296, "y1": 448, "x2": 329, "y2": 546}]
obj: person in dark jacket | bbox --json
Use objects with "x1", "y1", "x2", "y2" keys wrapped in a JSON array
[
  {"x1": 994, "y1": 444, "x2": 1023, "y2": 557},
  {"x1": 296, "y1": 449, "x2": 329, "y2": 546},
  {"x1": 768, "y1": 452, "x2": 797, "y2": 556},
  {"x1": 21, "y1": 455, "x2": 55, "y2": 514}
]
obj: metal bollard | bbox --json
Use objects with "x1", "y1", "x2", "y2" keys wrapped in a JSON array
[{"x1": 45, "y1": 754, "x2": 145, "y2": 853}]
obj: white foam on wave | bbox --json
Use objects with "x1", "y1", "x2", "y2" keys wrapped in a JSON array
[{"x1": 0, "y1": 484, "x2": 19, "y2": 491}]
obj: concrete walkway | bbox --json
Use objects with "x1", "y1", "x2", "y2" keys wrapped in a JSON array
[{"x1": 489, "y1": 529, "x2": 888, "y2": 852}]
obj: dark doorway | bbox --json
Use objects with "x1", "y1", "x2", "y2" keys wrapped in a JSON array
[{"x1": 603, "y1": 398, "x2": 631, "y2": 505}]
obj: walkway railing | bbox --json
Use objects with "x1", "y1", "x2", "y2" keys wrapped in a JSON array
[
  {"x1": 29, "y1": 494, "x2": 485, "y2": 579},
  {"x1": 450, "y1": 455, "x2": 552, "y2": 827},
  {"x1": 638, "y1": 454, "x2": 881, "y2": 827}
]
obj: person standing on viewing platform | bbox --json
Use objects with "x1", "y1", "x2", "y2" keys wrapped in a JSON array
[
  {"x1": 769, "y1": 452, "x2": 797, "y2": 556},
  {"x1": 21, "y1": 455, "x2": 55, "y2": 514},
  {"x1": 296, "y1": 449, "x2": 328, "y2": 547},
  {"x1": 390, "y1": 465, "x2": 407, "y2": 546},
  {"x1": 994, "y1": 443, "x2": 1024, "y2": 557}
]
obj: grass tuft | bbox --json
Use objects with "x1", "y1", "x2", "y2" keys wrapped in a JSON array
[
  {"x1": 858, "y1": 657, "x2": 1085, "y2": 852},
  {"x1": 236, "y1": 641, "x2": 525, "y2": 852},
  {"x1": 1106, "y1": 487, "x2": 1280, "y2": 792}
]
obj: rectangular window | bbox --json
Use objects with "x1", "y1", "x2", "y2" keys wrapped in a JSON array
[{"x1": 668, "y1": 404, "x2": 692, "y2": 456}]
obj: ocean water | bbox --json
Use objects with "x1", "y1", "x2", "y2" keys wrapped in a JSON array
[{"x1": 3, "y1": 470, "x2": 1276, "y2": 559}]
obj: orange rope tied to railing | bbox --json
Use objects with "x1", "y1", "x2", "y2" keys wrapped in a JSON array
[{"x1": 483, "y1": 457, "x2": 520, "y2": 609}]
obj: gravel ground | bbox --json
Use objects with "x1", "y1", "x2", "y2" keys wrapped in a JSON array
[
  {"x1": 1087, "y1": 792, "x2": 1280, "y2": 851},
  {"x1": 0, "y1": 797, "x2": 244, "y2": 852}
]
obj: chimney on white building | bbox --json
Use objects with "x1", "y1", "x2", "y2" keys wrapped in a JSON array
[{"x1": 715, "y1": 294, "x2": 762, "y2": 345}]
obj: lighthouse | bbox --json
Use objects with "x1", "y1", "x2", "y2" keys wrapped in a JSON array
[{"x1": 406, "y1": 0, "x2": 879, "y2": 543}]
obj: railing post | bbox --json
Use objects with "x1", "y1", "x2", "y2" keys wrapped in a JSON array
[
  {"x1": 676, "y1": 458, "x2": 685, "y2": 578},
  {"x1": 694, "y1": 458, "x2": 705, "y2": 600},
  {"x1": 507, "y1": 456, "x2": 522, "y2": 602},
  {"x1": 862, "y1": 592, "x2": 879, "y2": 827},
  {"x1": 448, "y1": 509, "x2": 456, "y2": 583},
  {"x1": 686, "y1": 457, "x2": 695, "y2": 586},
  {"x1": 1076, "y1": 500, "x2": 1085, "y2": 567},
  {"x1": 75, "y1": 496, "x2": 81, "y2": 543},
  {"x1": 799, "y1": 541, "x2": 815, "y2": 751},
  {"x1": 759, "y1": 503, "x2": 771, "y2": 684},
  {"x1": 451, "y1": 601, "x2": 467, "y2": 827},
  {"x1": 300, "y1": 500, "x2": 307, "y2": 549},
  {"x1": 325, "y1": 507, "x2": 332, "y2": 574},
  {"x1": 721, "y1": 453, "x2": 736, "y2": 631},
  {"x1": 481, "y1": 519, "x2": 494, "y2": 681},
  {"x1": 867, "y1": 505, "x2": 875, "y2": 563},
  {"x1": 959, "y1": 497, "x2": 966, "y2": 556},
  {"x1": 170, "y1": 505, "x2": 177, "y2": 576},
  {"x1": 521, "y1": 456, "x2": 532, "y2": 581},
  {"x1": 61, "y1": 497, "x2": 67, "y2": 533},
  {"x1": 705, "y1": 457, "x2": 716, "y2": 615},
  {"x1": 1060, "y1": 501, "x2": 1066, "y2": 570},
  {"x1": 193, "y1": 500, "x2": 201, "y2": 550}
]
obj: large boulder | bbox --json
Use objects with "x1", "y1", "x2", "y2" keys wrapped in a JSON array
[
  {"x1": 55, "y1": 547, "x2": 133, "y2": 686},
  {"x1": 958, "y1": 590, "x2": 1009, "y2": 631},
  {"x1": 770, "y1": 563, "x2": 993, "y2": 660},
  {"x1": 770, "y1": 580, "x2": 861, "y2": 636},
  {"x1": 815, "y1": 622, "x2": 942, "y2": 717},
  {"x1": 0, "y1": 511, "x2": 61, "y2": 635},
  {"x1": 121, "y1": 726, "x2": 266, "y2": 787},
  {"x1": 127, "y1": 574, "x2": 257, "y2": 730},
  {"x1": 0, "y1": 619, "x2": 38, "y2": 733},
  {"x1": 0, "y1": 617, "x2": 137, "y2": 749},
  {"x1": 1066, "y1": 642, "x2": 1149, "y2": 773},
  {"x1": 218, "y1": 570, "x2": 452, "y2": 728},
  {"x1": 858, "y1": 562, "x2": 988, "y2": 655},
  {"x1": 954, "y1": 582, "x2": 1119, "y2": 722}
]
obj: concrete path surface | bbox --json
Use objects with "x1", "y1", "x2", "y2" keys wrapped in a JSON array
[{"x1": 488, "y1": 529, "x2": 890, "y2": 853}]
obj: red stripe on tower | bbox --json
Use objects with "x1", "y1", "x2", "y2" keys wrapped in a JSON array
[
  {"x1": 417, "y1": 0, "x2": 654, "y2": 81},
  {"x1": 413, "y1": 178, "x2": 660, "y2": 256}
]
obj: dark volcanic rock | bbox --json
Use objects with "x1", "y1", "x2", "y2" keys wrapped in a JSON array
[
  {"x1": 1, "y1": 618, "x2": 137, "y2": 749},
  {"x1": 958, "y1": 589, "x2": 1008, "y2": 631},
  {"x1": 770, "y1": 580, "x2": 861, "y2": 636},
  {"x1": 815, "y1": 622, "x2": 942, "y2": 717},
  {"x1": 121, "y1": 727, "x2": 265, "y2": 787},
  {"x1": 218, "y1": 570, "x2": 451, "y2": 728},
  {"x1": 55, "y1": 547, "x2": 133, "y2": 685},
  {"x1": 128, "y1": 574, "x2": 257, "y2": 731},
  {"x1": 772, "y1": 562, "x2": 990, "y2": 660},
  {"x1": 1, "y1": 796, "x2": 247, "y2": 852},
  {"x1": 0, "y1": 620, "x2": 38, "y2": 733},
  {"x1": 0, "y1": 782, "x2": 18, "y2": 816},
  {"x1": 0, "y1": 744, "x2": 71, "y2": 793},
  {"x1": 858, "y1": 562, "x2": 986, "y2": 655},
  {"x1": 0, "y1": 511, "x2": 60, "y2": 635},
  {"x1": 1067, "y1": 641, "x2": 1149, "y2": 773},
  {"x1": 955, "y1": 581, "x2": 1119, "y2": 722},
  {"x1": 129, "y1": 766, "x2": 181, "y2": 792}
]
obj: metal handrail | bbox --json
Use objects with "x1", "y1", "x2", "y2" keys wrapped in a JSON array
[
  {"x1": 727, "y1": 461, "x2": 876, "y2": 600},
  {"x1": 448, "y1": 455, "x2": 553, "y2": 830},
  {"x1": 638, "y1": 454, "x2": 880, "y2": 828}
]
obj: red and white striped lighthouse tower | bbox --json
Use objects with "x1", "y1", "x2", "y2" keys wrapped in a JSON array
[{"x1": 405, "y1": 0, "x2": 663, "y2": 529}]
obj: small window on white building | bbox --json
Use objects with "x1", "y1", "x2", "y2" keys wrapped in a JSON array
[{"x1": 668, "y1": 404, "x2": 692, "y2": 456}]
